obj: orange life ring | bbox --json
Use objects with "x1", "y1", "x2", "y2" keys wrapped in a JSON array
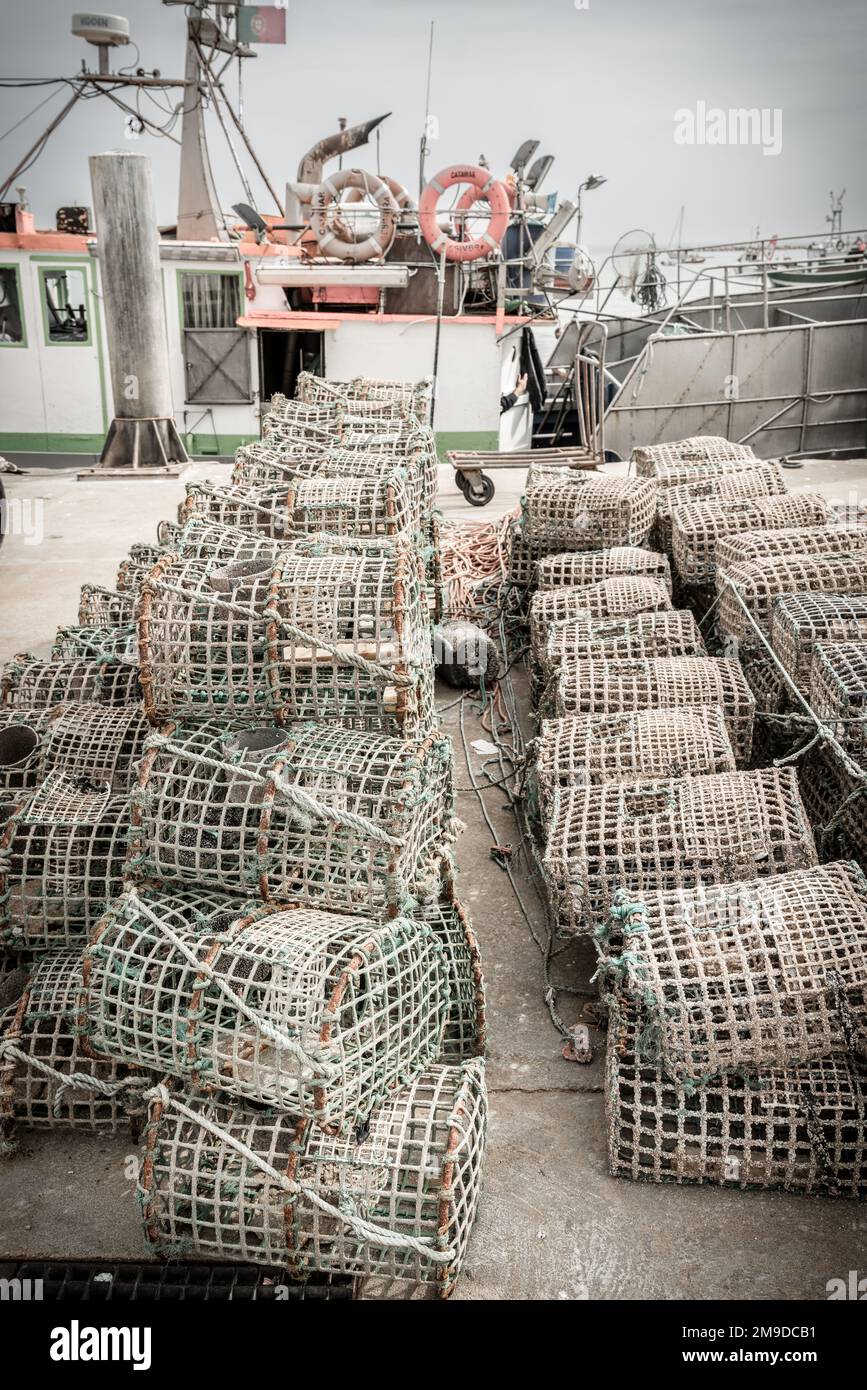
[{"x1": 419, "y1": 165, "x2": 509, "y2": 263}]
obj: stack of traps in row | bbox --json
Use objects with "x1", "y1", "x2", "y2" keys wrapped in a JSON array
[
  {"x1": 601, "y1": 862, "x2": 867, "y2": 1196},
  {"x1": 0, "y1": 375, "x2": 488, "y2": 1297}
]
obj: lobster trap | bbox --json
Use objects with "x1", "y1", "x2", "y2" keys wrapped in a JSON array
[
  {"x1": 261, "y1": 401, "x2": 341, "y2": 451},
  {"x1": 0, "y1": 771, "x2": 130, "y2": 949},
  {"x1": 810, "y1": 643, "x2": 867, "y2": 759},
  {"x1": 671, "y1": 494, "x2": 833, "y2": 583},
  {"x1": 79, "y1": 585, "x2": 135, "y2": 628},
  {"x1": 183, "y1": 472, "x2": 415, "y2": 543},
  {"x1": 116, "y1": 544, "x2": 163, "y2": 595},
  {"x1": 715, "y1": 522, "x2": 863, "y2": 574},
  {"x1": 770, "y1": 594, "x2": 867, "y2": 687},
  {"x1": 523, "y1": 475, "x2": 658, "y2": 551},
  {"x1": 717, "y1": 552, "x2": 867, "y2": 644},
  {"x1": 535, "y1": 545, "x2": 671, "y2": 593},
  {"x1": 0, "y1": 708, "x2": 52, "y2": 816},
  {"x1": 84, "y1": 887, "x2": 450, "y2": 1129},
  {"x1": 138, "y1": 1058, "x2": 485, "y2": 1295},
  {"x1": 296, "y1": 372, "x2": 432, "y2": 423},
  {"x1": 605, "y1": 1003, "x2": 865, "y2": 1195},
  {"x1": 530, "y1": 577, "x2": 673, "y2": 658},
  {"x1": 543, "y1": 766, "x2": 816, "y2": 934},
  {"x1": 231, "y1": 442, "x2": 324, "y2": 489},
  {"x1": 138, "y1": 547, "x2": 434, "y2": 737},
  {"x1": 173, "y1": 517, "x2": 284, "y2": 566},
  {"x1": 631, "y1": 437, "x2": 757, "y2": 478},
  {"x1": 505, "y1": 522, "x2": 544, "y2": 592},
  {"x1": 39, "y1": 703, "x2": 150, "y2": 791},
  {"x1": 1, "y1": 652, "x2": 140, "y2": 709},
  {"x1": 130, "y1": 720, "x2": 456, "y2": 916},
  {"x1": 598, "y1": 861, "x2": 867, "y2": 1083},
  {"x1": 0, "y1": 948, "x2": 149, "y2": 1143},
  {"x1": 421, "y1": 865, "x2": 486, "y2": 1064},
  {"x1": 540, "y1": 610, "x2": 707, "y2": 692},
  {"x1": 798, "y1": 745, "x2": 867, "y2": 867},
  {"x1": 551, "y1": 656, "x2": 756, "y2": 762},
  {"x1": 536, "y1": 707, "x2": 736, "y2": 813},
  {"x1": 655, "y1": 463, "x2": 787, "y2": 552}
]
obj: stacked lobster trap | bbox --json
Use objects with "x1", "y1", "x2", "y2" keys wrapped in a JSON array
[
  {"x1": 516, "y1": 430, "x2": 867, "y2": 1199},
  {"x1": 0, "y1": 374, "x2": 487, "y2": 1298},
  {"x1": 600, "y1": 862, "x2": 867, "y2": 1195}
]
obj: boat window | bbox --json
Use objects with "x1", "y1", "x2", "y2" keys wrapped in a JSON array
[
  {"x1": 40, "y1": 266, "x2": 90, "y2": 344},
  {"x1": 0, "y1": 265, "x2": 25, "y2": 345},
  {"x1": 180, "y1": 272, "x2": 242, "y2": 329}
]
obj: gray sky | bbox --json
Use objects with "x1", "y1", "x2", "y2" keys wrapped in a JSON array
[{"x1": 1, "y1": 0, "x2": 865, "y2": 246}]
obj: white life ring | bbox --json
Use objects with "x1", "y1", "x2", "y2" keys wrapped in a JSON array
[{"x1": 311, "y1": 168, "x2": 399, "y2": 262}]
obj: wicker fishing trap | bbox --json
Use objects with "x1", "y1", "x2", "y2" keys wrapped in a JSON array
[
  {"x1": 535, "y1": 545, "x2": 672, "y2": 593},
  {"x1": 38, "y1": 702, "x2": 150, "y2": 792},
  {"x1": 138, "y1": 1057, "x2": 485, "y2": 1294},
  {"x1": 2, "y1": 651, "x2": 140, "y2": 709},
  {"x1": 530, "y1": 576, "x2": 674, "y2": 657},
  {"x1": 631, "y1": 437, "x2": 757, "y2": 477},
  {"x1": 543, "y1": 766, "x2": 816, "y2": 933},
  {"x1": 715, "y1": 522, "x2": 864, "y2": 574},
  {"x1": 810, "y1": 643, "x2": 867, "y2": 759},
  {"x1": 83, "y1": 886, "x2": 449, "y2": 1129},
  {"x1": 79, "y1": 584, "x2": 135, "y2": 628},
  {"x1": 540, "y1": 610, "x2": 707, "y2": 690},
  {"x1": 551, "y1": 656, "x2": 756, "y2": 762},
  {"x1": 770, "y1": 594, "x2": 867, "y2": 687},
  {"x1": 598, "y1": 861, "x2": 867, "y2": 1082},
  {"x1": 0, "y1": 948, "x2": 150, "y2": 1143},
  {"x1": 671, "y1": 494, "x2": 833, "y2": 583},
  {"x1": 535, "y1": 707, "x2": 737, "y2": 813},
  {"x1": 182, "y1": 472, "x2": 415, "y2": 543},
  {"x1": 0, "y1": 770, "x2": 130, "y2": 949},
  {"x1": 138, "y1": 545, "x2": 434, "y2": 737},
  {"x1": 655, "y1": 463, "x2": 788, "y2": 552},
  {"x1": 605, "y1": 1002, "x2": 865, "y2": 1195},
  {"x1": 420, "y1": 862, "x2": 486, "y2": 1064},
  {"x1": 0, "y1": 707, "x2": 53, "y2": 817},
  {"x1": 129, "y1": 720, "x2": 456, "y2": 915},
  {"x1": 717, "y1": 552, "x2": 867, "y2": 643},
  {"x1": 523, "y1": 474, "x2": 658, "y2": 551}
]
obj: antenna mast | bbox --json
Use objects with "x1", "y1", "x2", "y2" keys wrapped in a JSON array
[{"x1": 418, "y1": 21, "x2": 435, "y2": 196}]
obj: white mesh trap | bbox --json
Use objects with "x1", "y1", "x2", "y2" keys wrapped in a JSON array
[
  {"x1": 606, "y1": 1003, "x2": 865, "y2": 1195},
  {"x1": 0, "y1": 948, "x2": 150, "y2": 1140},
  {"x1": 79, "y1": 585, "x2": 135, "y2": 628},
  {"x1": 535, "y1": 546, "x2": 671, "y2": 593},
  {"x1": 798, "y1": 745, "x2": 867, "y2": 867},
  {"x1": 182, "y1": 471, "x2": 415, "y2": 542},
  {"x1": 421, "y1": 862, "x2": 486, "y2": 1064},
  {"x1": 231, "y1": 441, "x2": 325, "y2": 489},
  {"x1": 173, "y1": 517, "x2": 284, "y2": 566},
  {"x1": 717, "y1": 553, "x2": 867, "y2": 643},
  {"x1": 116, "y1": 544, "x2": 163, "y2": 594},
  {"x1": 810, "y1": 643, "x2": 867, "y2": 759},
  {"x1": 770, "y1": 594, "x2": 867, "y2": 687},
  {"x1": 540, "y1": 610, "x2": 707, "y2": 691},
  {"x1": 523, "y1": 474, "x2": 658, "y2": 551},
  {"x1": 84, "y1": 886, "x2": 449, "y2": 1129},
  {"x1": 138, "y1": 1058, "x2": 485, "y2": 1294},
  {"x1": 0, "y1": 708, "x2": 53, "y2": 812},
  {"x1": 39, "y1": 703, "x2": 150, "y2": 791},
  {"x1": 599, "y1": 860, "x2": 867, "y2": 1082},
  {"x1": 551, "y1": 656, "x2": 756, "y2": 762},
  {"x1": 130, "y1": 720, "x2": 456, "y2": 916},
  {"x1": 671, "y1": 494, "x2": 833, "y2": 583},
  {"x1": 296, "y1": 373, "x2": 432, "y2": 422},
  {"x1": 2, "y1": 651, "x2": 140, "y2": 708},
  {"x1": 530, "y1": 576, "x2": 673, "y2": 657},
  {"x1": 715, "y1": 522, "x2": 864, "y2": 574},
  {"x1": 631, "y1": 437, "x2": 756, "y2": 477},
  {"x1": 0, "y1": 770, "x2": 130, "y2": 949},
  {"x1": 655, "y1": 463, "x2": 787, "y2": 551},
  {"x1": 138, "y1": 545, "x2": 434, "y2": 737},
  {"x1": 543, "y1": 767, "x2": 816, "y2": 934},
  {"x1": 536, "y1": 707, "x2": 737, "y2": 813}
]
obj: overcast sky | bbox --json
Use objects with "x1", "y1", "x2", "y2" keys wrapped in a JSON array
[{"x1": 1, "y1": 0, "x2": 864, "y2": 247}]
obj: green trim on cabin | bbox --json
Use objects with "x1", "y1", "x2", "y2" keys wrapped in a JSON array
[
  {"x1": 434, "y1": 429, "x2": 500, "y2": 459},
  {"x1": 37, "y1": 263, "x2": 94, "y2": 347},
  {"x1": 0, "y1": 262, "x2": 27, "y2": 348},
  {"x1": 0, "y1": 431, "x2": 256, "y2": 458}
]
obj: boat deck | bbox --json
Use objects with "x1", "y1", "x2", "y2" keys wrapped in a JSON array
[{"x1": 0, "y1": 458, "x2": 865, "y2": 1299}]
